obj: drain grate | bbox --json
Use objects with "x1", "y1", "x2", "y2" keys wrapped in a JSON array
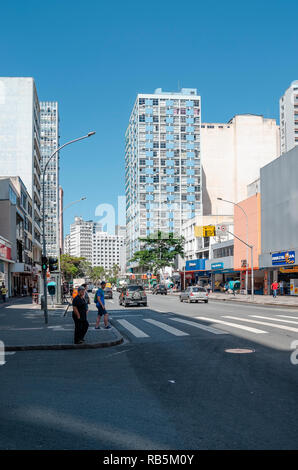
[{"x1": 225, "y1": 348, "x2": 255, "y2": 354}]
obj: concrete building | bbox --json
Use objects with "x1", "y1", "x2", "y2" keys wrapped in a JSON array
[
  {"x1": 126, "y1": 88, "x2": 202, "y2": 265},
  {"x1": 64, "y1": 234, "x2": 70, "y2": 255},
  {"x1": 0, "y1": 176, "x2": 35, "y2": 295},
  {"x1": 40, "y1": 101, "x2": 60, "y2": 258},
  {"x1": 280, "y1": 80, "x2": 298, "y2": 154},
  {"x1": 259, "y1": 145, "x2": 298, "y2": 295},
  {"x1": 92, "y1": 231, "x2": 125, "y2": 272},
  {"x1": 0, "y1": 77, "x2": 42, "y2": 280},
  {"x1": 59, "y1": 186, "x2": 64, "y2": 254},
  {"x1": 201, "y1": 114, "x2": 280, "y2": 216},
  {"x1": 68, "y1": 217, "x2": 102, "y2": 263}
]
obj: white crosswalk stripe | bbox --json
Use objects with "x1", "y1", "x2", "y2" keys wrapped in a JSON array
[
  {"x1": 195, "y1": 316, "x2": 267, "y2": 334},
  {"x1": 116, "y1": 319, "x2": 149, "y2": 338},
  {"x1": 169, "y1": 317, "x2": 228, "y2": 335},
  {"x1": 223, "y1": 316, "x2": 298, "y2": 333},
  {"x1": 250, "y1": 315, "x2": 298, "y2": 325},
  {"x1": 144, "y1": 319, "x2": 189, "y2": 336},
  {"x1": 276, "y1": 315, "x2": 298, "y2": 320}
]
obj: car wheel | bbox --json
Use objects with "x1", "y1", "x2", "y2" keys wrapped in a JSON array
[
  {"x1": 143, "y1": 303, "x2": 147, "y2": 307},
  {"x1": 124, "y1": 302, "x2": 129, "y2": 308},
  {"x1": 180, "y1": 297, "x2": 183, "y2": 302},
  {"x1": 205, "y1": 300, "x2": 208, "y2": 303}
]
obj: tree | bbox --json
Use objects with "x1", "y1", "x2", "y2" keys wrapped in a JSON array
[
  {"x1": 130, "y1": 231, "x2": 185, "y2": 276},
  {"x1": 90, "y1": 266, "x2": 105, "y2": 285},
  {"x1": 60, "y1": 254, "x2": 88, "y2": 281},
  {"x1": 106, "y1": 264, "x2": 120, "y2": 284}
]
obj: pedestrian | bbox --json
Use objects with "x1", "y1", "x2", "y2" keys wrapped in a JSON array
[
  {"x1": 1, "y1": 284, "x2": 7, "y2": 302},
  {"x1": 94, "y1": 281, "x2": 111, "y2": 329},
  {"x1": 279, "y1": 280, "x2": 284, "y2": 296},
  {"x1": 72, "y1": 286, "x2": 89, "y2": 344},
  {"x1": 271, "y1": 281, "x2": 279, "y2": 298},
  {"x1": 81, "y1": 283, "x2": 90, "y2": 311}
]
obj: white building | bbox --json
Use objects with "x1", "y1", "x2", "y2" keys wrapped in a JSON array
[
  {"x1": 64, "y1": 234, "x2": 70, "y2": 254},
  {"x1": 201, "y1": 114, "x2": 280, "y2": 216},
  {"x1": 0, "y1": 77, "x2": 42, "y2": 278},
  {"x1": 40, "y1": 101, "x2": 60, "y2": 258},
  {"x1": 68, "y1": 217, "x2": 101, "y2": 263},
  {"x1": 280, "y1": 80, "x2": 298, "y2": 154},
  {"x1": 92, "y1": 232, "x2": 125, "y2": 272},
  {"x1": 126, "y1": 88, "x2": 202, "y2": 265}
]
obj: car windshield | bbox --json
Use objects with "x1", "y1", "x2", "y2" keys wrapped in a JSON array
[
  {"x1": 191, "y1": 287, "x2": 206, "y2": 292},
  {"x1": 127, "y1": 286, "x2": 143, "y2": 291}
]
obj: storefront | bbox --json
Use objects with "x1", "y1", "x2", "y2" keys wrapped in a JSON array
[
  {"x1": 260, "y1": 251, "x2": 298, "y2": 295},
  {"x1": 0, "y1": 236, "x2": 14, "y2": 296},
  {"x1": 183, "y1": 259, "x2": 209, "y2": 288},
  {"x1": 205, "y1": 257, "x2": 240, "y2": 292}
]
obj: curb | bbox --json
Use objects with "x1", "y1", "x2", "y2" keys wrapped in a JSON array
[
  {"x1": 5, "y1": 336, "x2": 124, "y2": 352},
  {"x1": 209, "y1": 297, "x2": 298, "y2": 309}
]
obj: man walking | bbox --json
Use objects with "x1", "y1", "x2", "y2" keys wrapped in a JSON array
[
  {"x1": 271, "y1": 280, "x2": 279, "y2": 298},
  {"x1": 94, "y1": 281, "x2": 111, "y2": 329},
  {"x1": 1, "y1": 284, "x2": 7, "y2": 302},
  {"x1": 72, "y1": 286, "x2": 89, "y2": 344}
]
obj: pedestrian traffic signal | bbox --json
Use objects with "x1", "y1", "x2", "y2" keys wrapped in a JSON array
[
  {"x1": 42, "y1": 256, "x2": 48, "y2": 272},
  {"x1": 49, "y1": 257, "x2": 58, "y2": 272}
]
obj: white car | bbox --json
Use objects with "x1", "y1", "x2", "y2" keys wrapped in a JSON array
[{"x1": 180, "y1": 286, "x2": 208, "y2": 303}]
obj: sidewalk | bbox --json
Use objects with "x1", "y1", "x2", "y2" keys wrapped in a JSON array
[{"x1": 0, "y1": 299, "x2": 123, "y2": 351}]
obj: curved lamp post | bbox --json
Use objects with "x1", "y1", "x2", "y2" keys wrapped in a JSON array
[{"x1": 42, "y1": 132, "x2": 95, "y2": 324}]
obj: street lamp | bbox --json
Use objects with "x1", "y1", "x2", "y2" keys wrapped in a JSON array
[
  {"x1": 217, "y1": 197, "x2": 250, "y2": 296},
  {"x1": 42, "y1": 132, "x2": 95, "y2": 324}
]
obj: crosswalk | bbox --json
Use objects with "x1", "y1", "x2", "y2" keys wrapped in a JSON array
[{"x1": 112, "y1": 310, "x2": 298, "y2": 340}]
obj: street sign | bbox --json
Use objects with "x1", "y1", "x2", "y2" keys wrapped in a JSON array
[
  {"x1": 194, "y1": 225, "x2": 216, "y2": 237},
  {"x1": 216, "y1": 224, "x2": 228, "y2": 235}
]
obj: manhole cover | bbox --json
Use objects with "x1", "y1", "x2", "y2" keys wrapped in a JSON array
[{"x1": 225, "y1": 348, "x2": 255, "y2": 354}]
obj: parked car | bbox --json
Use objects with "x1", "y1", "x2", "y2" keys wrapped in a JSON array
[
  {"x1": 119, "y1": 285, "x2": 147, "y2": 307},
  {"x1": 180, "y1": 286, "x2": 208, "y2": 303},
  {"x1": 152, "y1": 284, "x2": 167, "y2": 295},
  {"x1": 104, "y1": 287, "x2": 113, "y2": 299}
]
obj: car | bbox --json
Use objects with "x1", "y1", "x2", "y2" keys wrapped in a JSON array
[
  {"x1": 104, "y1": 287, "x2": 113, "y2": 299},
  {"x1": 152, "y1": 284, "x2": 167, "y2": 295},
  {"x1": 180, "y1": 286, "x2": 208, "y2": 303},
  {"x1": 92, "y1": 287, "x2": 98, "y2": 294},
  {"x1": 119, "y1": 285, "x2": 147, "y2": 307}
]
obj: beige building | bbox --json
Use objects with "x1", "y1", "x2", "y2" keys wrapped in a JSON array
[{"x1": 201, "y1": 114, "x2": 280, "y2": 216}]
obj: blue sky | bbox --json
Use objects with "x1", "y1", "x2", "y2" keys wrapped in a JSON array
[{"x1": 1, "y1": 0, "x2": 297, "y2": 234}]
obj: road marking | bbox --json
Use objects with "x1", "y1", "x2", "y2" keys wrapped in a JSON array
[
  {"x1": 195, "y1": 317, "x2": 267, "y2": 334},
  {"x1": 153, "y1": 309, "x2": 168, "y2": 313},
  {"x1": 5, "y1": 352, "x2": 16, "y2": 355},
  {"x1": 276, "y1": 315, "x2": 298, "y2": 319},
  {"x1": 250, "y1": 315, "x2": 298, "y2": 325},
  {"x1": 116, "y1": 319, "x2": 149, "y2": 338},
  {"x1": 143, "y1": 319, "x2": 189, "y2": 336},
  {"x1": 223, "y1": 316, "x2": 298, "y2": 333},
  {"x1": 169, "y1": 317, "x2": 228, "y2": 335}
]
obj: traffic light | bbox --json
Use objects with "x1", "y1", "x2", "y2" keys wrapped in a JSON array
[
  {"x1": 42, "y1": 256, "x2": 48, "y2": 272},
  {"x1": 49, "y1": 257, "x2": 58, "y2": 272}
]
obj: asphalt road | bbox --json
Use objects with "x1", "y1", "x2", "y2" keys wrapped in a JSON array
[{"x1": 1, "y1": 294, "x2": 298, "y2": 450}]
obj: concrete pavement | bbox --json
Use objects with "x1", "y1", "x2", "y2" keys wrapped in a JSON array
[{"x1": 0, "y1": 298, "x2": 123, "y2": 351}]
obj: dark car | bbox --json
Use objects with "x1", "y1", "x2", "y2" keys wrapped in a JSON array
[
  {"x1": 119, "y1": 285, "x2": 147, "y2": 307},
  {"x1": 104, "y1": 288, "x2": 113, "y2": 299},
  {"x1": 152, "y1": 284, "x2": 167, "y2": 295}
]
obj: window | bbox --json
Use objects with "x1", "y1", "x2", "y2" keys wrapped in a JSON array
[{"x1": 139, "y1": 98, "x2": 145, "y2": 105}]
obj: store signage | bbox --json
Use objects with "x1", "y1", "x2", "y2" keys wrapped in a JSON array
[
  {"x1": 194, "y1": 225, "x2": 216, "y2": 237},
  {"x1": 186, "y1": 259, "x2": 206, "y2": 271},
  {"x1": 0, "y1": 242, "x2": 11, "y2": 260},
  {"x1": 211, "y1": 262, "x2": 224, "y2": 270},
  {"x1": 280, "y1": 266, "x2": 298, "y2": 273},
  {"x1": 272, "y1": 251, "x2": 295, "y2": 266}
]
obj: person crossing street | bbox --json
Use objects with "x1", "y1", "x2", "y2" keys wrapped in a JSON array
[
  {"x1": 72, "y1": 286, "x2": 89, "y2": 344},
  {"x1": 94, "y1": 281, "x2": 111, "y2": 330}
]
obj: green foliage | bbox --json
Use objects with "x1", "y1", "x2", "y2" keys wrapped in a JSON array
[
  {"x1": 60, "y1": 254, "x2": 89, "y2": 280},
  {"x1": 89, "y1": 266, "x2": 106, "y2": 284},
  {"x1": 130, "y1": 231, "x2": 185, "y2": 275}
]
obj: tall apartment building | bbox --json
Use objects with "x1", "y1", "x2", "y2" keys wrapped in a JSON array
[
  {"x1": 200, "y1": 114, "x2": 280, "y2": 216},
  {"x1": 280, "y1": 80, "x2": 298, "y2": 154},
  {"x1": 40, "y1": 101, "x2": 59, "y2": 258},
  {"x1": 126, "y1": 88, "x2": 202, "y2": 263},
  {"x1": 68, "y1": 217, "x2": 102, "y2": 263},
  {"x1": 92, "y1": 232, "x2": 125, "y2": 272},
  {"x1": 0, "y1": 77, "x2": 43, "y2": 278}
]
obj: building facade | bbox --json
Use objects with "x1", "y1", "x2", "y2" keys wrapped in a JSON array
[
  {"x1": 200, "y1": 114, "x2": 280, "y2": 216},
  {"x1": 280, "y1": 80, "x2": 298, "y2": 154},
  {"x1": 0, "y1": 77, "x2": 42, "y2": 281},
  {"x1": 125, "y1": 88, "x2": 202, "y2": 265},
  {"x1": 92, "y1": 231, "x2": 125, "y2": 272},
  {"x1": 259, "y1": 146, "x2": 298, "y2": 295},
  {"x1": 40, "y1": 101, "x2": 60, "y2": 258}
]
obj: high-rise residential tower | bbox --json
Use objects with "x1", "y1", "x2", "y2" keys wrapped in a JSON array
[
  {"x1": 280, "y1": 80, "x2": 298, "y2": 154},
  {"x1": 40, "y1": 101, "x2": 60, "y2": 258},
  {"x1": 0, "y1": 77, "x2": 42, "y2": 280},
  {"x1": 125, "y1": 88, "x2": 202, "y2": 263}
]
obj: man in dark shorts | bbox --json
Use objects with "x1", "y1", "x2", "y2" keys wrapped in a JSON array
[
  {"x1": 72, "y1": 286, "x2": 89, "y2": 344},
  {"x1": 94, "y1": 281, "x2": 111, "y2": 329}
]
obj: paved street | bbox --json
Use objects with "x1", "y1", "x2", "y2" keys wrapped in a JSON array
[{"x1": 1, "y1": 294, "x2": 298, "y2": 449}]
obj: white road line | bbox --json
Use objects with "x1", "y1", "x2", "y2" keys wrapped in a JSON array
[
  {"x1": 169, "y1": 317, "x2": 228, "y2": 335},
  {"x1": 195, "y1": 316, "x2": 267, "y2": 334},
  {"x1": 223, "y1": 316, "x2": 298, "y2": 333},
  {"x1": 250, "y1": 315, "x2": 298, "y2": 325},
  {"x1": 153, "y1": 309, "x2": 168, "y2": 313},
  {"x1": 116, "y1": 319, "x2": 149, "y2": 338},
  {"x1": 143, "y1": 319, "x2": 189, "y2": 336},
  {"x1": 276, "y1": 315, "x2": 298, "y2": 319}
]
